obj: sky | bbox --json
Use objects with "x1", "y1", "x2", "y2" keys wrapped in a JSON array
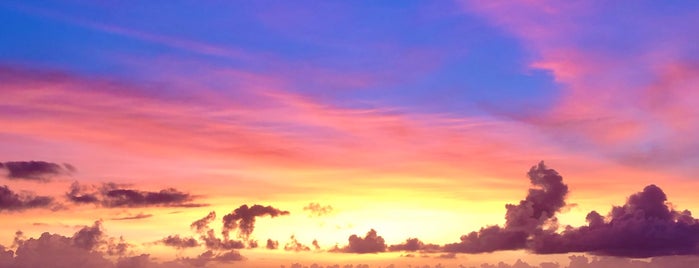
[{"x1": 1, "y1": 1, "x2": 699, "y2": 267}]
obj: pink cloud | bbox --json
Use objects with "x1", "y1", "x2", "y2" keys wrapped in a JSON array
[{"x1": 463, "y1": 1, "x2": 699, "y2": 171}]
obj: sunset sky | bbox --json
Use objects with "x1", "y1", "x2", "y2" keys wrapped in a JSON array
[{"x1": 2, "y1": 1, "x2": 699, "y2": 268}]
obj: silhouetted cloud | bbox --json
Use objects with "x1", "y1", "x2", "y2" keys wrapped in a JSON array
[
  {"x1": 333, "y1": 229, "x2": 387, "y2": 253},
  {"x1": 160, "y1": 235, "x2": 199, "y2": 249},
  {"x1": 284, "y1": 235, "x2": 311, "y2": 252},
  {"x1": 441, "y1": 162, "x2": 699, "y2": 258},
  {"x1": 388, "y1": 238, "x2": 440, "y2": 252},
  {"x1": 531, "y1": 184, "x2": 699, "y2": 257},
  {"x1": 0, "y1": 220, "x2": 246, "y2": 268},
  {"x1": 188, "y1": 211, "x2": 245, "y2": 250},
  {"x1": 73, "y1": 221, "x2": 105, "y2": 250},
  {"x1": 266, "y1": 239, "x2": 279, "y2": 250},
  {"x1": 303, "y1": 202, "x2": 333, "y2": 217},
  {"x1": 0, "y1": 220, "x2": 134, "y2": 267},
  {"x1": 66, "y1": 181, "x2": 206, "y2": 208},
  {"x1": 110, "y1": 213, "x2": 153, "y2": 221},
  {"x1": 179, "y1": 250, "x2": 244, "y2": 267},
  {"x1": 221, "y1": 204, "x2": 289, "y2": 240},
  {"x1": 250, "y1": 239, "x2": 261, "y2": 249},
  {"x1": 0, "y1": 161, "x2": 74, "y2": 182},
  {"x1": 190, "y1": 211, "x2": 216, "y2": 233},
  {"x1": 444, "y1": 161, "x2": 568, "y2": 253},
  {"x1": 0, "y1": 185, "x2": 55, "y2": 212}
]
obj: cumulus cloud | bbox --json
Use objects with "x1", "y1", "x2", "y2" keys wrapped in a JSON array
[
  {"x1": 0, "y1": 185, "x2": 55, "y2": 212},
  {"x1": 303, "y1": 202, "x2": 333, "y2": 217},
  {"x1": 66, "y1": 181, "x2": 206, "y2": 208},
  {"x1": 444, "y1": 161, "x2": 568, "y2": 253},
  {"x1": 187, "y1": 211, "x2": 245, "y2": 251},
  {"x1": 0, "y1": 220, "x2": 134, "y2": 268},
  {"x1": 284, "y1": 235, "x2": 311, "y2": 252},
  {"x1": 179, "y1": 250, "x2": 244, "y2": 267},
  {"x1": 0, "y1": 161, "x2": 74, "y2": 182},
  {"x1": 221, "y1": 204, "x2": 290, "y2": 241},
  {"x1": 266, "y1": 239, "x2": 279, "y2": 250},
  {"x1": 442, "y1": 162, "x2": 699, "y2": 258},
  {"x1": 0, "y1": 220, "x2": 245, "y2": 268},
  {"x1": 190, "y1": 211, "x2": 216, "y2": 233},
  {"x1": 160, "y1": 235, "x2": 199, "y2": 249},
  {"x1": 333, "y1": 229, "x2": 387, "y2": 254},
  {"x1": 388, "y1": 238, "x2": 440, "y2": 252},
  {"x1": 531, "y1": 184, "x2": 699, "y2": 257}
]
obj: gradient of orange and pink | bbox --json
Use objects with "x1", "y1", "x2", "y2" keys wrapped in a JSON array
[{"x1": 1, "y1": 1, "x2": 699, "y2": 267}]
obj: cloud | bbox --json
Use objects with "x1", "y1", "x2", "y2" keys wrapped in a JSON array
[
  {"x1": 334, "y1": 229, "x2": 387, "y2": 254},
  {"x1": 110, "y1": 213, "x2": 153, "y2": 221},
  {"x1": 160, "y1": 235, "x2": 199, "y2": 249},
  {"x1": 266, "y1": 239, "x2": 279, "y2": 250},
  {"x1": 179, "y1": 250, "x2": 244, "y2": 267},
  {"x1": 0, "y1": 219, "x2": 246, "y2": 268},
  {"x1": 388, "y1": 238, "x2": 440, "y2": 252},
  {"x1": 188, "y1": 211, "x2": 245, "y2": 250},
  {"x1": 284, "y1": 235, "x2": 310, "y2": 252},
  {"x1": 66, "y1": 181, "x2": 206, "y2": 208},
  {"x1": 221, "y1": 204, "x2": 290, "y2": 241},
  {"x1": 72, "y1": 221, "x2": 105, "y2": 251},
  {"x1": 1, "y1": 220, "x2": 133, "y2": 268},
  {"x1": 440, "y1": 162, "x2": 699, "y2": 258},
  {"x1": 0, "y1": 161, "x2": 74, "y2": 182},
  {"x1": 190, "y1": 211, "x2": 216, "y2": 233},
  {"x1": 303, "y1": 202, "x2": 333, "y2": 217},
  {"x1": 531, "y1": 184, "x2": 699, "y2": 257},
  {"x1": 444, "y1": 161, "x2": 569, "y2": 253},
  {"x1": 0, "y1": 185, "x2": 55, "y2": 212}
]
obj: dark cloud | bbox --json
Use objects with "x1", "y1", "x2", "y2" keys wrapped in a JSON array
[
  {"x1": 247, "y1": 239, "x2": 258, "y2": 248},
  {"x1": 266, "y1": 239, "x2": 279, "y2": 250},
  {"x1": 441, "y1": 162, "x2": 699, "y2": 258},
  {"x1": 436, "y1": 252, "x2": 456, "y2": 259},
  {"x1": 221, "y1": 204, "x2": 289, "y2": 241},
  {"x1": 284, "y1": 235, "x2": 311, "y2": 252},
  {"x1": 388, "y1": 238, "x2": 441, "y2": 252},
  {"x1": 531, "y1": 184, "x2": 699, "y2": 257},
  {"x1": 0, "y1": 161, "x2": 74, "y2": 182},
  {"x1": 1, "y1": 220, "x2": 133, "y2": 268},
  {"x1": 200, "y1": 229, "x2": 245, "y2": 250},
  {"x1": 303, "y1": 202, "x2": 333, "y2": 217},
  {"x1": 0, "y1": 185, "x2": 55, "y2": 212},
  {"x1": 444, "y1": 161, "x2": 568, "y2": 253},
  {"x1": 188, "y1": 211, "x2": 245, "y2": 251},
  {"x1": 73, "y1": 221, "x2": 105, "y2": 250},
  {"x1": 160, "y1": 235, "x2": 199, "y2": 249},
  {"x1": 190, "y1": 211, "x2": 216, "y2": 233},
  {"x1": 335, "y1": 229, "x2": 387, "y2": 254},
  {"x1": 66, "y1": 181, "x2": 206, "y2": 208},
  {"x1": 312, "y1": 239, "x2": 320, "y2": 251},
  {"x1": 179, "y1": 250, "x2": 244, "y2": 267},
  {"x1": 0, "y1": 221, "x2": 244, "y2": 268},
  {"x1": 110, "y1": 213, "x2": 153, "y2": 221}
]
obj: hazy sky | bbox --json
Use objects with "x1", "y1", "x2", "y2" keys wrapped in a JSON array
[{"x1": 2, "y1": 1, "x2": 699, "y2": 268}]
